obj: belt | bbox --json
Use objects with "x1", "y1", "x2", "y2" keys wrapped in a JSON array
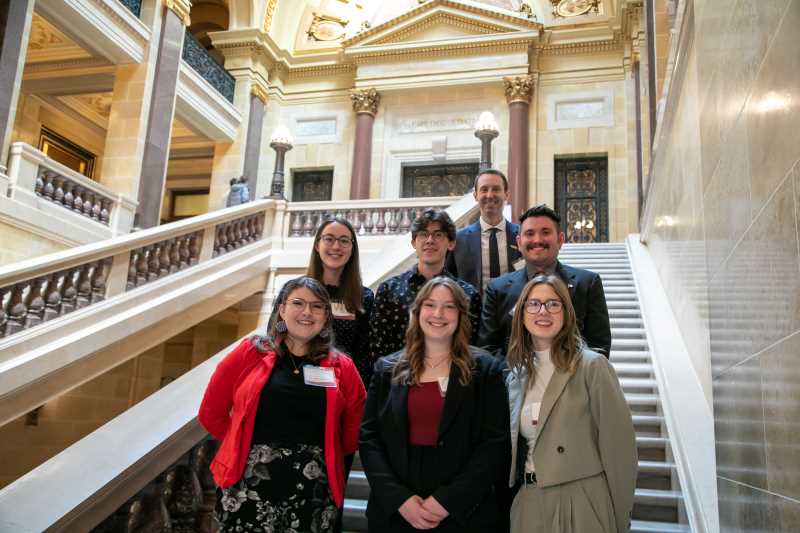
[{"x1": 523, "y1": 472, "x2": 537, "y2": 485}]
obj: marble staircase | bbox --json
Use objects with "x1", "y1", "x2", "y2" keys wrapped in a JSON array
[{"x1": 343, "y1": 242, "x2": 691, "y2": 533}]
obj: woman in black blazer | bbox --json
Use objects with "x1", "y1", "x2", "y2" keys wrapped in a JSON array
[{"x1": 360, "y1": 276, "x2": 509, "y2": 532}]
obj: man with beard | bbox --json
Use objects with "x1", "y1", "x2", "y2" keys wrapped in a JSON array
[
  {"x1": 478, "y1": 204, "x2": 612, "y2": 358},
  {"x1": 446, "y1": 169, "x2": 521, "y2": 294}
]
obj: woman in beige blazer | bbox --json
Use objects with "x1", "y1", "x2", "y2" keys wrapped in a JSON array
[{"x1": 506, "y1": 274, "x2": 637, "y2": 533}]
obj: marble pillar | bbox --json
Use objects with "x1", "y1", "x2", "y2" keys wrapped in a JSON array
[
  {"x1": 349, "y1": 88, "x2": 380, "y2": 200},
  {"x1": 135, "y1": 0, "x2": 191, "y2": 228},
  {"x1": 504, "y1": 75, "x2": 534, "y2": 219},
  {"x1": 242, "y1": 85, "x2": 267, "y2": 198},
  {"x1": 0, "y1": 0, "x2": 34, "y2": 177}
]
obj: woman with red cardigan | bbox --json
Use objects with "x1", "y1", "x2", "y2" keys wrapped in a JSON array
[{"x1": 198, "y1": 276, "x2": 366, "y2": 532}]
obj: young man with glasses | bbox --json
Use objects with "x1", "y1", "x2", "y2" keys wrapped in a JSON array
[
  {"x1": 371, "y1": 209, "x2": 482, "y2": 360},
  {"x1": 478, "y1": 204, "x2": 611, "y2": 358}
]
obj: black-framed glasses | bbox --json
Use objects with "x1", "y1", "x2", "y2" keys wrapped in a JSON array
[
  {"x1": 415, "y1": 230, "x2": 448, "y2": 241},
  {"x1": 319, "y1": 234, "x2": 353, "y2": 248},
  {"x1": 286, "y1": 298, "x2": 327, "y2": 315},
  {"x1": 524, "y1": 299, "x2": 563, "y2": 314}
]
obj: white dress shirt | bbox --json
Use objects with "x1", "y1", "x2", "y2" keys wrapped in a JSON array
[
  {"x1": 479, "y1": 217, "x2": 509, "y2": 292},
  {"x1": 519, "y1": 349, "x2": 556, "y2": 473}
]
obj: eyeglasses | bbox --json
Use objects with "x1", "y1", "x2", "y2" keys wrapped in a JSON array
[
  {"x1": 319, "y1": 234, "x2": 353, "y2": 248},
  {"x1": 415, "y1": 230, "x2": 448, "y2": 241},
  {"x1": 524, "y1": 299, "x2": 563, "y2": 314},
  {"x1": 286, "y1": 298, "x2": 327, "y2": 315}
]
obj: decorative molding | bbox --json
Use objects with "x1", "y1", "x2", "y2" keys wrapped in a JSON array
[
  {"x1": 263, "y1": 0, "x2": 279, "y2": 33},
  {"x1": 503, "y1": 74, "x2": 535, "y2": 104},
  {"x1": 165, "y1": 0, "x2": 192, "y2": 26},
  {"x1": 23, "y1": 57, "x2": 113, "y2": 75},
  {"x1": 545, "y1": 87, "x2": 614, "y2": 130},
  {"x1": 348, "y1": 36, "x2": 534, "y2": 63},
  {"x1": 369, "y1": 12, "x2": 511, "y2": 45},
  {"x1": 538, "y1": 36, "x2": 623, "y2": 55},
  {"x1": 175, "y1": 62, "x2": 242, "y2": 141},
  {"x1": 250, "y1": 82, "x2": 269, "y2": 104},
  {"x1": 350, "y1": 87, "x2": 381, "y2": 116}
]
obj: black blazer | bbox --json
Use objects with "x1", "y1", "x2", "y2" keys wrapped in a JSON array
[
  {"x1": 445, "y1": 220, "x2": 521, "y2": 291},
  {"x1": 478, "y1": 261, "x2": 612, "y2": 357},
  {"x1": 359, "y1": 348, "x2": 510, "y2": 532}
]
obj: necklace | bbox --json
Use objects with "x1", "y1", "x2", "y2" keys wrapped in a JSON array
[
  {"x1": 424, "y1": 356, "x2": 450, "y2": 370},
  {"x1": 288, "y1": 353, "x2": 304, "y2": 375}
]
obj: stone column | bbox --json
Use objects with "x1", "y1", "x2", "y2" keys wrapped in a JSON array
[
  {"x1": 242, "y1": 83, "x2": 267, "y2": 198},
  {"x1": 349, "y1": 88, "x2": 380, "y2": 200},
  {"x1": 504, "y1": 75, "x2": 534, "y2": 219},
  {"x1": 0, "y1": 0, "x2": 34, "y2": 179},
  {"x1": 135, "y1": 0, "x2": 191, "y2": 228}
]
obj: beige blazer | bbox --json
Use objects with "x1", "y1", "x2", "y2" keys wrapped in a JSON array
[{"x1": 507, "y1": 349, "x2": 637, "y2": 533}]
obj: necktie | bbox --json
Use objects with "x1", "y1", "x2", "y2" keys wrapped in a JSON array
[{"x1": 489, "y1": 228, "x2": 501, "y2": 279}]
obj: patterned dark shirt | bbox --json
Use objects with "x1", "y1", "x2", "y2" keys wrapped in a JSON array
[{"x1": 371, "y1": 266, "x2": 482, "y2": 360}]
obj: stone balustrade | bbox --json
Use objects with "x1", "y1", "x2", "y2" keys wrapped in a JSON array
[
  {"x1": 5, "y1": 142, "x2": 138, "y2": 239},
  {"x1": 287, "y1": 197, "x2": 457, "y2": 237},
  {"x1": 182, "y1": 29, "x2": 235, "y2": 103},
  {"x1": 0, "y1": 200, "x2": 278, "y2": 339}
]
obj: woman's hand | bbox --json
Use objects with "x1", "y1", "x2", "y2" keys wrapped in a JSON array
[
  {"x1": 399, "y1": 495, "x2": 440, "y2": 529},
  {"x1": 421, "y1": 496, "x2": 449, "y2": 521}
]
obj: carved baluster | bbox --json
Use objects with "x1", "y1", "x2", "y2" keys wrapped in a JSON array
[
  {"x1": 126, "y1": 251, "x2": 138, "y2": 291},
  {"x1": 189, "y1": 233, "x2": 201, "y2": 265},
  {"x1": 75, "y1": 265, "x2": 93, "y2": 309},
  {"x1": 83, "y1": 192, "x2": 94, "y2": 218},
  {"x1": 375, "y1": 208, "x2": 387, "y2": 234},
  {"x1": 226, "y1": 223, "x2": 237, "y2": 251},
  {"x1": 289, "y1": 212, "x2": 301, "y2": 237},
  {"x1": 302, "y1": 214, "x2": 313, "y2": 237},
  {"x1": 91, "y1": 195, "x2": 102, "y2": 220},
  {"x1": 51, "y1": 176, "x2": 65, "y2": 205},
  {"x1": 59, "y1": 269, "x2": 78, "y2": 316},
  {"x1": 159, "y1": 241, "x2": 171, "y2": 276},
  {"x1": 35, "y1": 172, "x2": 45, "y2": 196},
  {"x1": 4, "y1": 283, "x2": 27, "y2": 336},
  {"x1": 0, "y1": 287, "x2": 7, "y2": 338},
  {"x1": 399, "y1": 209, "x2": 412, "y2": 233},
  {"x1": 23, "y1": 278, "x2": 47, "y2": 328},
  {"x1": 219, "y1": 224, "x2": 230, "y2": 254},
  {"x1": 363, "y1": 209, "x2": 374, "y2": 234},
  {"x1": 242, "y1": 217, "x2": 253, "y2": 243},
  {"x1": 147, "y1": 245, "x2": 160, "y2": 281},
  {"x1": 100, "y1": 199, "x2": 111, "y2": 224},
  {"x1": 91, "y1": 259, "x2": 111, "y2": 303},
  {"x1": 387, "y1": 209, "x2": 398, "y2": 234},
  {"x1": 178, "y1": 236, "x2": 190, "y2": 269},
  {"x1": 169, "y1": 239, "x2": 180, "y2": 273},
  {"x1": 135, "y1": 247, "x2": 148, "y2": 286},
  {"x1": 232, "y1": 220, "x2": 242, "y2": 248},
  {"x1": 42, "y1": 172, "x2": 55, "y2": 199},
  {"x1": 256, "y1": 213, "x2": 266, "y2": 240},
  {"x1": 72, "y1": 186, "x2": 84, "y2": 213},
  {"x1": 43, "y1": 273, "x2": 62, "y2": 322},
  {"x1": 62, "y1": 181, "x2": 74, "y2": 209}
]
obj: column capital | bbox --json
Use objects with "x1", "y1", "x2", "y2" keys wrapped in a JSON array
[
  {"x1": 503, "y1": 75, "x2": 535, "y2": 104},
  {"x1": 251, "y1": 81, "x2": 269, "y2": 104},
  {"x1": 350, "y1": 88, "x2": 381, "y2": 116},
  {"x1": 165, "y1": 0, "x2": 192, "y2": 26}
]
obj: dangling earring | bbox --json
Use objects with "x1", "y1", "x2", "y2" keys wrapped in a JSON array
[{"x1": 276, "y1": 320, "x2": 288, "y2": 333}]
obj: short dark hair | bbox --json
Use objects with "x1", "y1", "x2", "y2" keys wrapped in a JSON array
[
  {"x1": 411, "y1": 209, "x2": 456, "y2": 242},
  {"x1": 473, "y1": 168, "x2": 508, "y2": 191},
  {"x1": 519, "y1": 204, "x2": 561, "y2": 230}
]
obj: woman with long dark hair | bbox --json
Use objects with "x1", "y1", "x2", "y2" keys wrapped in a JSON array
[
  {"x1": 360, "y1": 276, "x2": 508, "y2": 532},
  {"x1": 273, "y1": 217, "x2": 375, "y2": 386},
  {"x1": 199, "y1": 276, "x2": 366, "y2": 532},
  {"x1": 506, "y1": 274, "x2": 636, "y2": 533}
]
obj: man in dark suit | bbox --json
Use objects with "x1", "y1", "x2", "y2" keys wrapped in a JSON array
[
  {"x1": 446, "y1": 169, "x2": 521, "y2": 294},
  {"x1": 478, "y1": 204, "x2": 612, "y2": 358}
]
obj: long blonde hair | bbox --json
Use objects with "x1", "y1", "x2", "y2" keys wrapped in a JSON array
[
  {"x1": 507, "y1": 274, "x2": 584, "y2": 386},
  {"x1": 392, "y1": 277, "x2": 474, "y2": 386}
]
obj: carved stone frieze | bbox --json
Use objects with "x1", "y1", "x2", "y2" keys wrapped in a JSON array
[
  {"x1": 503, "y1": 74, "x2": 535, "y2": 104},
  {"x1": 350, "y1": 88, "x2": 381, "y2": 116}
]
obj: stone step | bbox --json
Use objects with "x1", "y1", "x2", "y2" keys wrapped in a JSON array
[
  {"x1": 632, "y1": 414, "x2": 664, "y2": 431},
  {"x1": 621, "y1": 377, "x2": 658, "y2": 394},
  {"x1": 597, "y1": 273, "x2": 634, "y2": 280},
  {"x1": 607, "y1": 300, "x2": 640, "y2": 309},
  {"x1": 613, "y1": 362, "x2": 654, "y2": 376},
  {"x1": 610, "y1": 351, "x2": 651, "y2": 363},
  {"x1": 612, "y1": 338, "x2": 649, "y2": 351},
  {"x1": 604, "y1": 285, "x2": 638, "y2": 293},
  {"x1": 631, "y1": 519, "x2": 690, "y2": 532},
  {"x1": 609, "y1": 308, "x2": 643, "y2": 318},
  {"x1": 610, "y1": 318, "x2": 644, "y2": 328},
  {"x1": 605, "y1": 293, "x2": 640, "y2": 301},
  {"x1": 611, "y1": 327, "x2": 646, "y2": 338},
  {"x1": 602, "y1": 279, "x2": 636, "y2": 287}
]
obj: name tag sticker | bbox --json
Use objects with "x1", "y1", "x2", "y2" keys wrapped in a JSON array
[
  {"x1": 522, "y1": 402, "x2": 542, "y2": 426},
  {"x1": 331, "y1": 302, "x2": 356, "y2": 320},
  {"x1": 303, "y1": 366, "x2": 337, "y2": 388}
]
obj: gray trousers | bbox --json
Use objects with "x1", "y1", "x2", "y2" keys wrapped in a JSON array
[{"x1": 510, "y1": 472, "x2": 619, "y2": 533}]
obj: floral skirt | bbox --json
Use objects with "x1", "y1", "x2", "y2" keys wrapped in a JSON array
[{"x1": 215, "y1": 443, "x2": 338, "y2": 533}]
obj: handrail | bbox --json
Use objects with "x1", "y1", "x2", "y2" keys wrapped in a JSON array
[{"x1": 0, "y1": 200, "x2": 282, "y2": 339}]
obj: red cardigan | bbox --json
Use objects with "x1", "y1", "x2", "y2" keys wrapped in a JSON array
[{"x1": 197, "y1": 338, "x2": 366, "y2": 507}]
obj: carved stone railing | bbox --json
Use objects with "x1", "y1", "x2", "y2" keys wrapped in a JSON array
[
  {"x1": 286, "y1": 197, "x2": 458, "y2": 237},
  {"x1": 5, "y1": 142, "x2": 138, "y2": 237},
  {"x1": 117, "y1": 0, "x2": 142, "y2": 17},
  {"x1": 182, "y1": 30, "x2": 235, "y2": 103},
  {"x1": 0, "y1": 201, "x2": 276, "y2": 340}
]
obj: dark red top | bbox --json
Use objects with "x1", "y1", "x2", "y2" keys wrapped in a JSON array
[{"x1": 408, "y1": 381, "x2": 446, "y2": 446}]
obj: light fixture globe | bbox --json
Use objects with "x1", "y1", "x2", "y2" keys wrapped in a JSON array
[
  {"x1": 269, "y1": 125, "x2": 294, "y2": 148},
  {"x1": 474, "y1": 111, "x2": 499, "y2": 136}
]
